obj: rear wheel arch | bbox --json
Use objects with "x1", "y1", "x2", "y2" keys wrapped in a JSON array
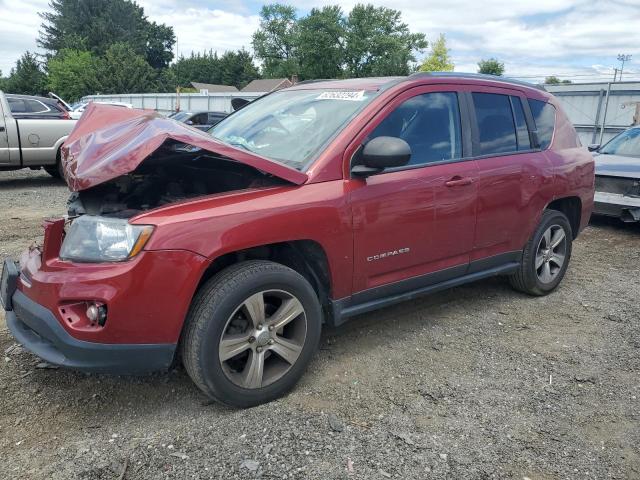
[{"x1": 545, "y1": 196, "x2": 582, "y2": 238}]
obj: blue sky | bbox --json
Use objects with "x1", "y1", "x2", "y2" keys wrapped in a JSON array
[{"x1": 1, "y1": 0, "x2": 638, "y2": 83}]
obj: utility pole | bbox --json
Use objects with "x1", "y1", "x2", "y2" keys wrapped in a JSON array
[
  {"x1": 617, "y1": 54, "x2": 632, "y2": 81},
  {"x1": 613, "y1": 68, "x2": 618, "y2": 82}
]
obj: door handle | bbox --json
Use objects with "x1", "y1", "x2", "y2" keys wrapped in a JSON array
[
  {"x1": 0, "y1": 126, "x2": 5, "y2": 132},
  {"x1": 445, "y1": 176, "x2": 473, "y2": 187}
]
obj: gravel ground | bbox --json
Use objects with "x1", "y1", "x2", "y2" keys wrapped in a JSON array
[{"x1": 0, "y1": 168, "x2": 639, "y2": 480}]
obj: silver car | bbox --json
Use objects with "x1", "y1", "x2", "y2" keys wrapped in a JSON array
[
  {"x1": 591, "y1": 126, "x2": 640, "y2": 222},
  {"x1": 0, "y1": 91, "x2": 77, "y2": 178}
]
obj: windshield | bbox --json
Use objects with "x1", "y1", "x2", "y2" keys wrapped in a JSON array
[
  {"x1": 600, "y1": 128, "x2": 640, "y2": 157},
  {"x1": 209, "y1": 89, "x2": 377, "y2": 170}
]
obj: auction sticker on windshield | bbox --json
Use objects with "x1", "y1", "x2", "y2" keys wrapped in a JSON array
[{"x1": 316, "y1": 91, "x2": 366, "y2": 101}]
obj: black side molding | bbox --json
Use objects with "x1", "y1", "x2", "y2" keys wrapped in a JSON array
[{"x1": 328, "y1": 252, "x2": 521, "y2": 327}]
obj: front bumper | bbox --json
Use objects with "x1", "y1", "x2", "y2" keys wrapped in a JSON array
[
  {"x1": 593, "y1": 191, "x2": 640, "y2": 222},
  {"x1": 6, "y1": 287, "x2": 176, "y2": 374}
]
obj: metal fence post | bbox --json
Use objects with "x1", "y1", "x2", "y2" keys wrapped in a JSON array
[
  {"x1": 599, "y1": 83, "x2": 612, "y2": 145},
  {"x1": 591, "y1": 89, "x2": 605, "y2": 144}
]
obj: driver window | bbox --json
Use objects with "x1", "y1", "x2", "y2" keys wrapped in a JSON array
[{"x1": 368, "y1": 92, "x2": 462, "y2": 166}]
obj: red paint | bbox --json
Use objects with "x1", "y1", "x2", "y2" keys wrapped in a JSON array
[
  {"x1": 61, "y1": 103, "x2": 307, "y2": 191},
  {"x1": 18, "y1": 75, "x2": 594, "y2": 346}
]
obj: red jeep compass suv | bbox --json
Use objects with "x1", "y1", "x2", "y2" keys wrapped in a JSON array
[{"x1": 1, "y1": 73, "x2": 594, "y2": 407}]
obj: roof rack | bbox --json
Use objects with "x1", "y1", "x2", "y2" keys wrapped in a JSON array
[
  {"x1": 408, "y1": 72, "x2": 545, "y2": 90},
  {"x1": 293, "y1": 79, "x2": 332, "y2": 86}
]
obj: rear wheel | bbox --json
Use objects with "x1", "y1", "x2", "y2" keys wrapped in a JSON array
[
  {"x1": 181, "y1": 260, "x2": 322, "y2": 407},
  {"x1": 43, "y1": 149, "x2": 64, "y2": 179},
  {"x1": 509, "y1": 209, "x2": 572, "y2": 295}
]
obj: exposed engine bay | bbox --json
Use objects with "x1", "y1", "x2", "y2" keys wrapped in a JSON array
[{"x1": 67, "y1": 144, "x2": 286, "y2": 218}]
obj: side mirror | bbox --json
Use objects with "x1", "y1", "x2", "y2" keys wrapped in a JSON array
[
  {"x1": 352, "y1": 136, "x2": 411, "y2": 177},
  {"x1": 186, "y1": 120, "x2": 194, "y2": 125},
  {"x1": 587, "y1": 144, "x2": 600, "y2": 152}
]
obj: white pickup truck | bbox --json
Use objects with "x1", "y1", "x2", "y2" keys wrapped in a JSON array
[{"x1": 0, "y1": 91, "x2": 77, "y2": 178}]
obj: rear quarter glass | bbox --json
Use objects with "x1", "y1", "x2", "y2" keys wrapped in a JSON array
[{"x1": 528, "y1": 98, "x2": 556, "y2": 150}]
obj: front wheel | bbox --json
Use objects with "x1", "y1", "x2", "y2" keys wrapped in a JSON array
[
  {"x1": 181, "y1": 260, "x2": 322, "y2": 407},
  {"x1": 509, "y1": 209, "x2": 573, "y2": 296}
]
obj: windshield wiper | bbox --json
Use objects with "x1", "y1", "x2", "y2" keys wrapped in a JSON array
[{"x1": 227, "y1": 142, "x2": 253, "y2": 152}]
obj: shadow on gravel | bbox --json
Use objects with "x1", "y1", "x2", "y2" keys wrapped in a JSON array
[
  {"x1": 0, "y1": 175, "x2": 65, "y2": 190},
  {"x1": 589, "y1": 214, "x2": 640, "y2": 233}
]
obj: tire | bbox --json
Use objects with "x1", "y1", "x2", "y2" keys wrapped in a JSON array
[
  {"x1": 181, "y1": 260, "x2": 322, "y2": 408},
  {"x1": 43, "y1": 149, "x2": 64, "y2": 180},
  {"x1": 509, "y1": 209, "x2": 573, "y2": 296}
]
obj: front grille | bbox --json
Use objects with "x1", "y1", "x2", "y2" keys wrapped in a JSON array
[{"x1": 595, "y1": 175, "x2": 640, "y2": 197}]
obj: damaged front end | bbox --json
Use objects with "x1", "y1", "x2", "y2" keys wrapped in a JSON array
[
  {"x1": 594, "y1": 175, "x2": 640, "y2": 222},
  {"x1": 66, "y1": 143, "x2": 287, "y2": 218},
  {"x1": 60, "y1": 103, "x2": 307, "y2": 219}
]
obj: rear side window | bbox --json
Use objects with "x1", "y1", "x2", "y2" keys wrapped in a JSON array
[
  {"x1": 510, "y1": 96, "x2": 531, "y2": 150},
  {"x1": 472, "y1": 93, "x2": 518, "y2": 155},
  {"x1": 191, "y1": 113, "x2": 208, "y2": 125},
  {"x1": 368, "y1": 92, "x2": 462, "y2": 166},
  {"x1": 25, "y1": 99, "x2": 49, "y2": 113},
  {"x1": 7, "y1": 98, "x2": 27, "y2": 113},
  {"x1": 528, "y1": 99, "x2": 556, "y2": 150}
]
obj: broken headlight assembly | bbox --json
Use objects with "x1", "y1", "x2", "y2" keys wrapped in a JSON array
[{"x1": 60, "y1": 215, "x2": 154, "y2": 262}]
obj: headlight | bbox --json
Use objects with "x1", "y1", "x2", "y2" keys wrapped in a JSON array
[{"x1": 60, "y1": 216, "x2": 154, "y2": 262}]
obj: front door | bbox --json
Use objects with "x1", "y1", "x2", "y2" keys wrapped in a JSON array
[{"x1": 348, "y1": 86, "x2": 478, "y2": 301}]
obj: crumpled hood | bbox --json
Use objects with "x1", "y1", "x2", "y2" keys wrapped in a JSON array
[
  {"x1": 594, "y1": 153, "x2": 640, "y2": 179},
  {"x1": 61, "y1": 103, "x2": 308, "y2": 191}
]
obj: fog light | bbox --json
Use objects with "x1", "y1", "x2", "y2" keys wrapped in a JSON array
[
  {"x1": 86, "y1": 304, "x2": 99, "y2": 321},
  {"x1": 86, "y1": 302, "x2": 107, "y2": 326}
]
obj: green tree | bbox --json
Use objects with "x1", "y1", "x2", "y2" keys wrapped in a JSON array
[
  {"x1": 344, "y1": 4, "x2": 427, "y2": 77},
  {"x1": 156, "y1": 67, "x2": 177, "y2": 93},
  {"x1": 5, "y1": 52, "x2": 48, "y2": 95},
  {"x1": 297, "y1": 6, "x2": 345, "y2": 80},
  {"x1": 145, "y1": 22, "x2": 176, "y2": 70},
  {"x1": 171, "y1": 51, "x2": 223, "y2": 87},
  {"x1": 545, "y1": 76, "x2": 571, "y2": 84},
  {"x1": 97, "y1": 42, "x2": 156, "y2": 93},
  {"x1": 219, "y1": 50, "x2": 260, "y2": 88},
  {"x1": 47, "y1": 49, "x2": 100, "y2": 101},
  {"x1": 38, "y1": 0, "x2": 175, "y2": 69},
  {"x1": 169, "y1": 49, "x2": 259, "y2": 90},
  {"x1": 477, "y1": 58, "x2": 504, "y2": 76},
  {"x1": 419, "y1": 34, "x2": 454, "y2": 72},
  {"x1": 252, "y1": 4, "x2": 299, "y2": 78},
  {"x1": 0, "y1": 70, "x2": 6, "y2": 91}
]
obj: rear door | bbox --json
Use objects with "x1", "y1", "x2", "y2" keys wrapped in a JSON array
[
  {"x1": 348, "y1": 85, "x2": 479, "y2": 299},
  {"x1": 467, "y1": 88, "x2": 554, "y2": 264}
]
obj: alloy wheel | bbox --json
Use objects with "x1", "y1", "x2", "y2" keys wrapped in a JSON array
[
  {"x1": 218, "y1": 289, "x2": 307, "y2": 389},
  {"x1": 535, "y1": 224, "x2": 567, "y2": 284}
]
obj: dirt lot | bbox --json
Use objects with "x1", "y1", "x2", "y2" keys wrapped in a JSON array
[{"x1": 0, "y1": 168, "x2": 638, "y2": 480}]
